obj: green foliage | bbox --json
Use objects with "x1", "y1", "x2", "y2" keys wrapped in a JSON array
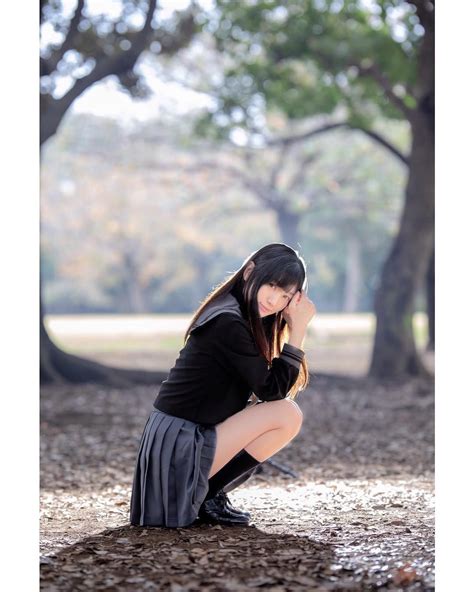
[
  {"x1": 40, "y1": 1, "x2": 198, "y2": 143},
  {"x1": 201, "y1": 0, "x2": 422, "y2": 136}
]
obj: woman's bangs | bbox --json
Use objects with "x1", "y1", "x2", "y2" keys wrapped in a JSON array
[{"x1": 273, "y1": 265, "x2": 305, "y2": 292}]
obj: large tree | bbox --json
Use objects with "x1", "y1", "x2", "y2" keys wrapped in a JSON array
[
  {"x1": 203, "y1": 0, "x2": 434, "y2": 378},
  {"x1": 184, "y1": 127, "x2": 404, "y2": 312},
  {"x1": 40, "y1": 0, "x2": 198, "y2": 384}
]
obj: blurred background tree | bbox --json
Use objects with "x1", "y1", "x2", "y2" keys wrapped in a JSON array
[
  {"x1": 42, "y1": 111, "x2": 404, "y2": 314},
  {"x1": 40, "y1": 0, "x2": 434, "y2": 384},
  {"x1": 40, "y1": 0, "x2": 199, "y2": 384},
  {"x1": 196, "y1": 0, "x2": 434, "y2": 377}
]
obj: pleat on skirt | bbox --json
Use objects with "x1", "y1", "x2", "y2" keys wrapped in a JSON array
[{"x1": 130, "y1": 408, "x2": 217, "y2": 528}]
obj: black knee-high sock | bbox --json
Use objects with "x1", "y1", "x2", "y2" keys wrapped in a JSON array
[
  {"x1": 205, "y1": 449, "x2": 260, "y2": 500},
  {"x1": 222, "y1": 465, "x2": 259, "y2": 494}
]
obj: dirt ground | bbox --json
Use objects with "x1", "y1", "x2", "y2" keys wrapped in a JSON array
[{"x1": 40, "y1": 372, "x2": 434, "y2": 591}]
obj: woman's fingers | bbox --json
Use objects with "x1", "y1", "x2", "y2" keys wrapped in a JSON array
[{"x1": 283, "y1": 290, "x2": 316, "y2": 329}]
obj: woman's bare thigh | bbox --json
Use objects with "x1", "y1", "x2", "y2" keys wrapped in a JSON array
[{"x1": 209, "y1": 398, "x2": 302, "y2": 476}]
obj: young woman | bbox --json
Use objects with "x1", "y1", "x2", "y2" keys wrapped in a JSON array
[{"x1": 130, "y1": 243, "x2": 316, "y2": 528}]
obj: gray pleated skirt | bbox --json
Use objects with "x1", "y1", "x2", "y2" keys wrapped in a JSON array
[{"x1": 130, "y1": 408, "x2": 217, "y2": 528}]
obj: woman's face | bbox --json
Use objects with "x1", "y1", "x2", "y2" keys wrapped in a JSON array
[{"x1": 256, "y1": 282, "x2": 298, "y2": 317}]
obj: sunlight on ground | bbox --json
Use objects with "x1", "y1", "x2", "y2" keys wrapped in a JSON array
[
  {"x1": 44, "y1": 313, "x2": 430, "y2": 377},
  {"x1": 41, "y1": 478, "x2": 434, "y2": 551},
  {"x1": 41, "y1": 478, "x2": 434, "y2": 587},
  {"x1": 232, "y1": 478, "x2": 434, "y2": 583},
  {"x1": 45, "y1": 313, "x2": 428, "y2": 338},
  {"x1": 230, "y1": 478, "x2": 434, "y2": 525}
]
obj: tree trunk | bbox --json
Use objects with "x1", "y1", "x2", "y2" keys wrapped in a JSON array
[
  {"x1": 41, "y1": 96, "x2": 73, "y2": 147},
  {"x1": 40, "y1": 4, "x2": 197, "y2": 384},
  {"x1": 343, "y1": 235, "x2": 362, "y2": 313},
  {"x1": 368, "y1": 0, "x2": 434, "y2": 379},
  {"x1": 276, "y1": 208, "x2": 300, "y2": 248},
  {"x1": 369, "y1": 111, "x2": 434, "y2": 378},
  {"x1": 426, "y1": 246, "x2": 435, "y2": 351},
  {"x1": 122, "y1": 250, "x2": 148, "y2": 313},
  {"x1": 40, "y1": 299, "x2": 167, "y2": 386}
]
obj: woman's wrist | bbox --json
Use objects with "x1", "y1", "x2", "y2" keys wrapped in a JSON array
[{"x1": 288, "y1": 325, "x2": 307, "y2": 349}]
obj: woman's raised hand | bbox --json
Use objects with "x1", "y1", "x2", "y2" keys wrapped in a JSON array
[{"x1": 282, "y1": 290, "x2": 316, "y2": 330}]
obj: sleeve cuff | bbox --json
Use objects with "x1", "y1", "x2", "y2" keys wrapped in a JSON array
[{"x1": 280, "y1": 343, "x2": 305, "y2": 369}]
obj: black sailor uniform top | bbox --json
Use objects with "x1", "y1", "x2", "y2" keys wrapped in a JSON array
[{"x1": 153, "y1": 291, "x2": 305, "y2": 426}]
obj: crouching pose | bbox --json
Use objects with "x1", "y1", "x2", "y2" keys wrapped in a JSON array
[{"x1": 130, "y1": 243, "x2": 316, "y2": 527}]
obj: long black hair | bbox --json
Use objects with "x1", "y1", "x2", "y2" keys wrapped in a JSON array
[{"x1": 185, "y1": 243, "x2": 309, "y2": 398}]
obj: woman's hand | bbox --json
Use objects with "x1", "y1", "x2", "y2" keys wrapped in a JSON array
[{"x1": 282, "y1": 290, "x2": 316, "y2": 331}]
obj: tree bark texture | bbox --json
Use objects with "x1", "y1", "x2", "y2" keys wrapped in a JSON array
[
  {"x1": 369, "y1": 110, "x2": 434, "y2": 377},
  {"x1": 40, "y1": 300, "x2": 168, "y2": 386},
  {"x1": 40, "y1": 2, "x2": 195, "y2": 384},
  {"x1": 276, "y1": 208, "x2": 300, "y2": 249},
  {"x1": 343, "y1": 235, "x2": 362, "y2": 313},
  {"x1": 426, "y1": 246, "x2": 435, "y2": 351},
  {"x1": 368, "y1": 1, "x2": 434, "y2": 378}
]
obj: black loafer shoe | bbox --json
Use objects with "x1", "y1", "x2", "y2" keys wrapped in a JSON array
[
  {"x1": 215, "y1": 491, "x2": 251, "y2": 520},
  {"x1": 198, "y1": 494, "x2": 250, "y2": 526}
]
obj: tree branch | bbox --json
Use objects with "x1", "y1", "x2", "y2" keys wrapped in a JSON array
[
  {"x1": 48, "y1": 0, "x2": 85, "y2": 72},
  {"x1": 352, "y1": 126, "x2": 409, "y2": 166},
  {"x1": 405, "y1": 0, "x2": 435, "y2": 28},
  {"x1": 356, "y1": 61, "x2": 414, "y2": 120},
  {"x1": 52, "y1": 2, "x2": 198, "y2": 127},
  {"x1": 268, "y1": 143, "x2": 291, "y2": 189},
  {"x1": 286, "y1": 149, "x2": 323, "y2": 192},
  {"x1": 51, "y1": 0, "x2": 159, "y2": 134},
  {"x1": 265, "y1": 120, "x2": 408, "y2": 167},
  {"x1": 175, "y1": 158, "x2": 285, "y2": 210},
  {"x1": 302, "y1": 42, "x2": 416, "y2": 120},
  {"x1": 40, "y1": 56, "x2": 53, "y2": 77},
  {"x1": 155, "y1": 11, "x2": 197, "y2": 54},
  {"x1": 266, "y1": 122, "x2": 348, "y2": 147},
  {"x1": 40, "y1": 0, "x2": 48, "y2": 24}
]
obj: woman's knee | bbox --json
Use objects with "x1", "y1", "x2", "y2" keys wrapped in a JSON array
[
  {"x1": 267, "y1": 398, "x2": 303, "y2": 435},
  {"x1": 286, "y1": 398, "x2": 304, "y2": 434},
  {"x1": 209, "y1": 398, "x2": 303, "y2": 475}
]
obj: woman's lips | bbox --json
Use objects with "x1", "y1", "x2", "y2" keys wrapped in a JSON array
[{"x1": 259, "y1": 303, "x2": 271, "y2": 314}]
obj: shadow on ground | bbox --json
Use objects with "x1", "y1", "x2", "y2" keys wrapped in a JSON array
[{"x1": 40, "y1": 523, "x2": 345, "y2": 591}]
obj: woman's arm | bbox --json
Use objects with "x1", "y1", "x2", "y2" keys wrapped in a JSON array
[
  {"x1": 213, "y1": 314, "x2": 304, "y2": 401},
  {"x1": 288, "y1": 326, "x2": 306, "y2": 350},
  {"x1": 284, "y1": 290, "x2": 316, "y2": 351}
]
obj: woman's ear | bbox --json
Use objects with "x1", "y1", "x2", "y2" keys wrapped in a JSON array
[{"x1": 243, "y1": 261, "x2": 255, "y2": 281}]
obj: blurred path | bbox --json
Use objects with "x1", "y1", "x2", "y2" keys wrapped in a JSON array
[
  {"x1": 46, "y1": 313, "x2": 427, "y2": 337},
  {"x1": 44, "y1": 313, "x2": 432, "y2": 378}
]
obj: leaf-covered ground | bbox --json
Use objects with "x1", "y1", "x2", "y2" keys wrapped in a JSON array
[{"x1": 40, "y1": 374, "x2": 434, "y2": 591}]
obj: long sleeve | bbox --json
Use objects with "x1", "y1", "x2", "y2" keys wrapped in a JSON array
[{"x1": 213, "y1": 314, "x2": 305, "y2": 401}]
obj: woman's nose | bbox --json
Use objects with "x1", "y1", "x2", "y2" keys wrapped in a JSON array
[{"x1": 267, "y1": 295, "x2": 277, "y2": 306}]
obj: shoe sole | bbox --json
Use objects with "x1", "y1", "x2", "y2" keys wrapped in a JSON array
[
  {"x1": 197, "y1": 515, "x2": 250, "y2": 527},
  {"x1": 226, "y1": 507, "x2": 251, "y2": 520}
]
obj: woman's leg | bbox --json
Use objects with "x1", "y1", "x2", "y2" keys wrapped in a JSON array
[{"x1": 208, "y1": 398, "x2": 303, "y2": 478}]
